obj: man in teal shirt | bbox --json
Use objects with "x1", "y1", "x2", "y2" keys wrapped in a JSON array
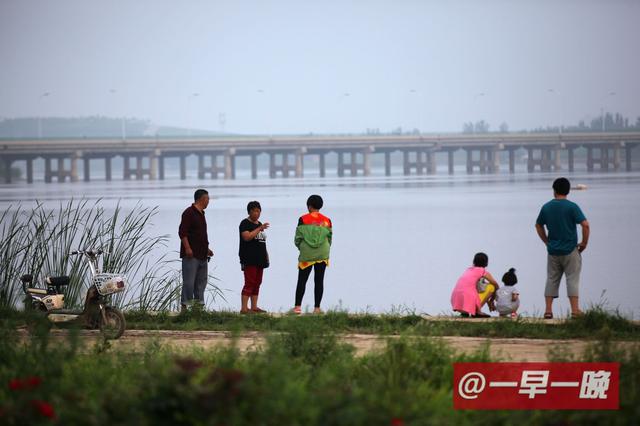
[{"x1": 535, "y1": 177, "x2": 590, "y2": 319}]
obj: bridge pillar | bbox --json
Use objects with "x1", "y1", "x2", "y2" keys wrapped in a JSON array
[
  {"x1": 268, "y1": 152, "x2": 293, "y2": 178},
  {"x1": 479, "y1": 150, "x2": 488, "y2": 174},
  {"x1": 601, "y1": 147, "x2": 609, "y2": 171},
  {"x1": 70, "y1": 151, "x2": 81, "y2": 182},
  {"x1": 180, "y1": 155, "x2": 187, "y2": 180},
  {"x1": 553, "y1": 148, "x2": 561, "y2": 171},
  {"x1": 508, "y1": 149, "x2": 515, "y2": 173},
  {"x1": 83, "y1": 157, "x2": 91, "y2": 182},
  {"x1": 201, "y1": 154, "x2": 226, "y2": 180},
  {"x1": 625, "y1": 144, "x2": 633, "y2": 171},
  {"x1": 197, "y1": 154, "x2": 205, "y2": 179},
  {"x1": 466, "y1": 149, "x2": 492, "y2": 174},
  {"x1": 57, "y1": 158, "x2": 64, "y2": 181},
  {"x1": 283, "y1": 153, "x2": 290, "y2": 178},
  {"x1": 527, "y1": 148, "x2": 534, "y2": 173},
  {"x1": 319, "y1": 153, "x2": 326, "y2": 177},
  {"x1": 121, "y1": 152, "x2": 151, "y2": 180},
  {"x1": 414, "y1": 151, "x2": 424, "y2": 175},
  {"x1": 251, "y1": 154, "x2": 258, "y2": 179},
  {"x1": 363, "y1": 148, "x2": 372, "y2": 176},
  {"x1": 384, "y1": 152, "x2": 391, "y2": 176},
  {"x1": 269, "y1": 153, "x2": 276, "y2": 178},
  {"x1": 403, "y1": 151, "x2": 409, "y2": 175},
  {"x1": 587, "y1": 147, "x2": 594, "y2": 172},
  {"x1": 105, "y1": 157, "x2": 112, "y2": 181},
  {"x1": 567, "y1": 147, "x2": 575, "y2": 172},
  {"x1": 448, "y1": 150, "x2": 455, "y2": 174},
  {"x1": 335, "y1": 149, "x2": 371, "y2": 176},
  {"x1": 613, "y1": 145, "x2": 621, "y2": 171},
  {"x1": 136, "y1": 155, "x2": 144, "y2": 180},
  {"x1": 426, "y1": 151, "x2": 436, "y2": 175},
  {"x1": 158, "y1": 156, "x2": 165, "y2": 180},
  {"x1": 224, "y1": 149, "x2": 235, "y2": 180},
  {"x1": 123, "y1": 156, "x2": 131, "y2": 180},
  {"x1": 44, "y1": 157, "x2": 51, "y2": 183},
  {"x1": 338, "y1": 152, "x2": 345, "y2": 177},
  {"x1": 1, "y1": 157, "x2": 12, "y2": 183},
  {"x1": 541, "y1": 148, "x2": 552, "y2": 172},
  {"x1": 149, "y1": 150, "x2": 160, "y2": 180},
  {"x1": 295, "y1": 148, "x2": 306, "y2": 178},
  {"x1": 26, "y1": 157, "x2": 33, "y2": 183},
  {"x1": 402, "y1": 149, "x2": 431, "y2": 175},
  {"x1": 490, "y1": 148, "x2": 500, "y2": 173},
  {"x1": 350, "y1": 152, "x2": 358, "y2": 176}
]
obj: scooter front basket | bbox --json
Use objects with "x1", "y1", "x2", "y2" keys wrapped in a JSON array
[{"x1": 93, "y1": 273, "x2": 127, "y2": 296}]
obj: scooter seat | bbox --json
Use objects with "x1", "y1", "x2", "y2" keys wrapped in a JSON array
[
  {"x1": 27, "y1": 288, "x2": 48, "y2": 295},
  {"x1": 46, "y1": 276, "x2": 70, "y2": 286}
]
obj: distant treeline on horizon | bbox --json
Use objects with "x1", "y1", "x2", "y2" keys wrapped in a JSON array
[{"x1": 1, "y1": 114, "x2": 640, "y2": 139}]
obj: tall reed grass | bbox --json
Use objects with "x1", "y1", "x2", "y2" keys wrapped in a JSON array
[{"x1": 0, "y1": 199, "x2": 224, "y2": 311}]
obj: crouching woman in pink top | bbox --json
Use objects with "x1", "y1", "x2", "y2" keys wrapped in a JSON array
[{"x1": 451, "y1": 252, "x2": 499, "y2": 318}]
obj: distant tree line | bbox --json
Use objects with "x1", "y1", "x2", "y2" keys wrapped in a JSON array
[
  {"x1": 462, "y1": 112, "x2": 640, "y2": 135},
  {"x1": 1, "y1": 113, "x2": 639, "y2": 139}
]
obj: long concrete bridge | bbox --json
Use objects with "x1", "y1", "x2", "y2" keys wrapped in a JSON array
[{"x1": 1, "y1": 132, "x2": 638, "y2": 183}]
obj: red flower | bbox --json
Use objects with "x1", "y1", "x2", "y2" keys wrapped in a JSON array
[
  {"x1": 9, "y1": 379, "x2": 22, "y2": 391},
  {"x1": 31, "y1": 400, "x2": 56, "y2": 419},
  {"x1": 25, "y1": 377, "x2": 42, "y2": 389},
  {"x1": 391, "y1": 418, "x2": 404, "y2": 426}
]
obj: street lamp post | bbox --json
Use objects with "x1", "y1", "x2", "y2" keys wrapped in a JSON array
[
  {"x1": 339, "y1": 92, "x2": 351, "y2": 135},
  {"x1": 37, "y1": 92, "x2": 50, "y2": 139},
  {"x1": 256, "y1": 89, "x2": 272, "y2": 137},
  {"x1": 408, "y1": 89, "x2": 421, "y2": 134},
  {"x1": 187, "y1": 93, "x2": 200, "y2": 137},
  {"x1": 109, "y1": 89, "x2": 126, "y2": 140},
  {"x1": 601, "y1": 91, "x2": 616, "y2": 132},
  {"x1": 472, "y1": 92, "x2": 487, "y2": 134},
  {"x1": 546, "y1": 89, "x2": 562, "y2": 134}
]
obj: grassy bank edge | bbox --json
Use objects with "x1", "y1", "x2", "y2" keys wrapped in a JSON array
[{"x1": 3, "y1": 307, "x2": 638, "y2": 340}]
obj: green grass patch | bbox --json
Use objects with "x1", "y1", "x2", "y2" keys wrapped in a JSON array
[
  {"x1": 1, "y1": 315, "x2": 639, "y2": 424},
  {"x1": 123, "y1": 308, "x2": 640, "y2": 340},
  {"x1": 3, "y1": 306, "x2": 639, "y2": 340}
]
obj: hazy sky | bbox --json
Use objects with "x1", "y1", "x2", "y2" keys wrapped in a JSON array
[{"x1": 1, "y1": 0, "x2": 639, "y2": 134}]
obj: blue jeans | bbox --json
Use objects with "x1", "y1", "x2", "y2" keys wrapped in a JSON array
[{"x1": 181, "y1": 257, "x2": 208, "y2": 305}]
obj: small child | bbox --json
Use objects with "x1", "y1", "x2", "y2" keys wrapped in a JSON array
[{"x1": 495, "y1": 268, "x2": 520, "y2": 318}]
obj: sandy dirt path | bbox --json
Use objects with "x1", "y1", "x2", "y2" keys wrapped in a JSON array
[{"x1": 17, "y1": 329, "x2": 639, "y2": 361}]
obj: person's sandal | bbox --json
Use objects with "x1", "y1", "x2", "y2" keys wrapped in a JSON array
[
  {"x1": 473, "y1": 312, "x2": 490, "y2": 318},
  {"x1": 571, "y1": 311, "x2": 583, "y2": 319},
  {"x1": 543, "y1": 312, "x2": 553, "y2": 319},
  {"x1": 251, "y1": 307, "x2": 267, "y2": 314},
  {"x1": 290, "y1": 306, "x2": 302, "y2": 315}
]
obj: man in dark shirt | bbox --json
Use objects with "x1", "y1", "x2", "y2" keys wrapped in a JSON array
[
  {"x1": 178, "y1": 189, "x2": 213, "y2": 311},
  {"x1": 535, "y1": 177, "x2": 590, "y2": 319}
]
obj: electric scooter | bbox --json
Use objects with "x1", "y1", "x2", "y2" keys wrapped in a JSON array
[{"x1": 22, "y1": 249, "x2": 127, "y2": 339}]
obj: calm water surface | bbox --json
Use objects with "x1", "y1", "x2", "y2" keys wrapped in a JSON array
[{"x1": 1, "y1": 170, "x2": 639, "y2": 317}]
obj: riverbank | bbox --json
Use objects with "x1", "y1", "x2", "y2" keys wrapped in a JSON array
[
  {"x1": 3, "y1": 312, "x2": 639, "y2": 425},
  {"x1": 4, "y1": 307, "x2": 639, "y2": 340}
]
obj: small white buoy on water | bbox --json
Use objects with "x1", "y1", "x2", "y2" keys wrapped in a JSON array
[{"x1": 573, "y1": 184, "x2": 588, "y2": 190}]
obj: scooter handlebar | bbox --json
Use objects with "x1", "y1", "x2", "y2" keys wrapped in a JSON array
[{"x1": 69, "y1": 249, "x2": 106, "y2": 256}]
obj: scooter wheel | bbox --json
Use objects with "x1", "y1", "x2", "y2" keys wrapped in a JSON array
[{"x1": 99, "y1": 307, "x2": 126, "y2": 340}]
